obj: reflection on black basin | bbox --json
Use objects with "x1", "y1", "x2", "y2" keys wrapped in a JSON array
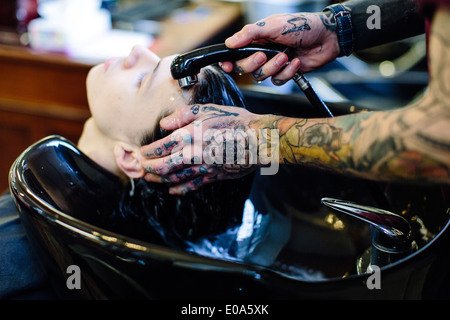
[{"x1": 9, "y1": 90, "x2": 450, "y2": 299}]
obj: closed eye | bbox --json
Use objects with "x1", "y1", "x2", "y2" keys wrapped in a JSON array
[
  {"x1": 137, "y1": 61, "x2": 161, "y2": 89},
  {"x1": 137, "y1": 72, "x2": 149, "y2": 87}
]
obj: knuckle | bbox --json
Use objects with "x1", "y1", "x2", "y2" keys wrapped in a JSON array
[
  {"x1": 234, "y1": 64, "x2": 245, "y2": 74},
  {"x1": 153, "y1": 146, "x2": 164, "y2": 157},
  {"x1": 190, "y1": 176, "x2": 205, "y2": 188},
  {"x1": 156, "y1": 166, "x2": 168, "y2": 175},
  {"x1": 160, "y1": 176, "x2": 172, "y2": 184},
  {"x1": 271, "y1": 78, "x2": 287, "y2": 86},
  {"x1": 158, "y1": 167, "x2": 171, "y2": 176},
  {"x1": 143, "y1": 172, "x2": 159, "y2": 182},
  {"x1": 198, "y1": 166, "x2": 209, "y2": 174},
  {"x1": 179, "y1": 186, "x2": 193, "y2": 195},
  {"x1": 242, "y1": 24, "x2": 256, "y2": 34},
  {"x1": 175, "y1": 168, "x2": 195, "y2": 182},
  {"x1": 144, "y1": 166, "x2": 158, "y2": 174},
  {"x1": 162, "y1": 138, "x2": 179, "y2": 154},
  {"x1": 190, "y1": 104, "x2": 200, "y2": 115},
  {"x1": 165, "y1": 174, "x2": 178, "y2": 183},
  {"x1": 168, "y1": 153, "x2": 184, "y2": 166},
  {"x1": 145, "y1": 163, "x2": 167, "y2": 176},
  {"x1": 252, "y1": 67, "x2": 266, "y2": 80}
]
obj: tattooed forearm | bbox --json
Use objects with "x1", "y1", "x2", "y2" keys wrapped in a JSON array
[
  {"x1": 251, "y1": 106, "x2": 449, "y2": 183},
  {"x1": 248, "y1": 8, "x2": 450, "y2": 184}
]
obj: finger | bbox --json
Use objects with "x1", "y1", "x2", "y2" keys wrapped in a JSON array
[
  {"x1": 251, "y1": 52, "x2": 289, "y2": 82},
  {"x1": 168, "y1": 174, "x2": 217, "y2": 195},
  {"x1": 233, "y1": 52, "x2": 267, "y2": 75},
  {"x1": 220, "y1": 61, "x2": 234, "y2": 73},
  {"x1": 225, "y1": 24, "x2": 266, "y2": 48},
  {"x1": 142, "y1": 150, "x2": 190, "y2": 177},
  {"x1": 143, "y1": 172, "x2": 165, "y2": 184},
  {"x1": 271, "y1": 58, "x2": 302, "y2": 86},
  {"x1": 143, "y1": 140, "x2": 204, "y2": 175},
  {"x1": 141, "y1": 126, "x2": 193, "y2": 159},
  {"x1": 159, "y1": 104, "x2": 204, "y2": 131},
  {"x1": 147, "y1": 164, "x2": 210, "y2": 184}
]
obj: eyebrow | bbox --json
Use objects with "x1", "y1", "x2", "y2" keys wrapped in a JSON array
[{"x1": 147, "y1": 60, "x2": 162, "y2": 87}]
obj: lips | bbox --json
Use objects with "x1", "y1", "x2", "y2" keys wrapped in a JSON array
[{"x1": 104, "y1": 57, "x2": 118, "y2": 72}]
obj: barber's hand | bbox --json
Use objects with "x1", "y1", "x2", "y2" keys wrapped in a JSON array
[
  {"x1": 140, "y1": 104, "x2": 265, "y2": 195},
  {"x1": 222, "y1": 12, "x2": 340, "y2": 84}
]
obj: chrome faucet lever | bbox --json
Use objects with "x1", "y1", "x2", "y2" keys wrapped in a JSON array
[
  {"x1": 321, "y1": 197, "x2": 411, "y2": 241},
  {"x1": 321, "y1": 197, "x2": 416, "y2": 269}
]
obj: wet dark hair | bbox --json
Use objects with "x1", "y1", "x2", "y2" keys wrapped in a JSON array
[
  {"x1": 116, "y1": 65, "x2": 254, "y2": 248},
  {"x1": 139, "y1": 65, "x2": 247, "y2": 147}
]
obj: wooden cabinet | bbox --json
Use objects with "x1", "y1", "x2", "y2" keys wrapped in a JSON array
[
  {"x1": 0, "y1": 1, "x2": 242, "y2": 193},
  {"x1": 0, "y1": 45, "x2": 93, "y2": 192}
]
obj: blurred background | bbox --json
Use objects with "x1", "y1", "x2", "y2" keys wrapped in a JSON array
[{"x1": 0, "y1": 0, "x2": 428, "y2": 192}]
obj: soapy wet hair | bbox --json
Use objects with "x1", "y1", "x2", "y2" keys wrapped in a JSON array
[{"x1": 116, "y1": 65, "x2": 254, "y2": 248}]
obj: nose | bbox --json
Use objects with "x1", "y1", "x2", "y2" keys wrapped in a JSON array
[{"x1": 124, "y1": 45, "x2": 159, "y2": 69}]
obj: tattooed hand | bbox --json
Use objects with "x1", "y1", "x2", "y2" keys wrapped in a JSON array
[
  {"x1": 221, "y1": 11, "x2": 340, "y2": 84},
  {"x1": 140, "y1": 104, "x2": 268, "y2": 195}
]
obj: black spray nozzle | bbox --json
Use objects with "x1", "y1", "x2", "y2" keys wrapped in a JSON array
[
  {"x1": 171, "y1": 43, "x2": 287, "y2": 87},
  {"x1": 171, "y1": 43, "x2": 333, "y2": 117}
]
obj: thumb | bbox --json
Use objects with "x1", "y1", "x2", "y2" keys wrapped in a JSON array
[
  {"x1": 160, "y1": 104, "x2": 203, "y2": 130},
  {"x1": 225, "y1": 24, "x2": 265, "y2": 48}
]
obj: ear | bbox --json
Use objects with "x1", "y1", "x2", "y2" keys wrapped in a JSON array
[{"x1": 113, "y1": 142, "x2": 145, "y2": 179}]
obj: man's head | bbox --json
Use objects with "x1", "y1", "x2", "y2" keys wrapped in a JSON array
[
  {"x1": 78, "y1": 46, "x2": 252, "y2": 245},
  {"x1": 78, "y1": 45, "x2": 245, "y2": 180}
]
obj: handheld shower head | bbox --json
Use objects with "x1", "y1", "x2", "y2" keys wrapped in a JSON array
[
  {"x1": 170, "y1": 43, "x2": 287, "y2": 88},
  {"x1": 170, "y1": 43, "x2": 333, "y2": 117}
]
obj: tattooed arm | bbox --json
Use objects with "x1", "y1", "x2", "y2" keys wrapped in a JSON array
[
  {"x1": 250, "y1": 104, "x2": 449, "y2": 184},
  {"x1": 141, "y1": 7, "x2": 449, "y2": 193},
  {"x1": 222, "y1": 0, "x2": 424, "y2": 82},
  {"x1": 249, "y1": 7, "x2": 449, "y2": 184}
]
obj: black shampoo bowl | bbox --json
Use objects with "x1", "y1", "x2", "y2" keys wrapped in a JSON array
[{"x1": 9, "y1": 91, "x2": 450, "y2": 299}]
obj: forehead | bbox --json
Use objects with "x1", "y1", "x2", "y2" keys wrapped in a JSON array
[{"x1": 137, "y1": 66, "x2": 218, "y2": 146}]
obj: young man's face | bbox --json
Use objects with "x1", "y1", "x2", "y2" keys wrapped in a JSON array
[{"x1": 86, "y1": 45, "x2": 188, "y2": 146}]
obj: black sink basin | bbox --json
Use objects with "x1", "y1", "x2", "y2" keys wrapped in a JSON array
[{"x1": 9, "y1": 89, "x2": 450, "y2": 299}]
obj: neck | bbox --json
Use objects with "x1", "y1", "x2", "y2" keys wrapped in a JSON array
[{"x1": 77, "y1": 118, "x2": 125, "y2": 179}]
